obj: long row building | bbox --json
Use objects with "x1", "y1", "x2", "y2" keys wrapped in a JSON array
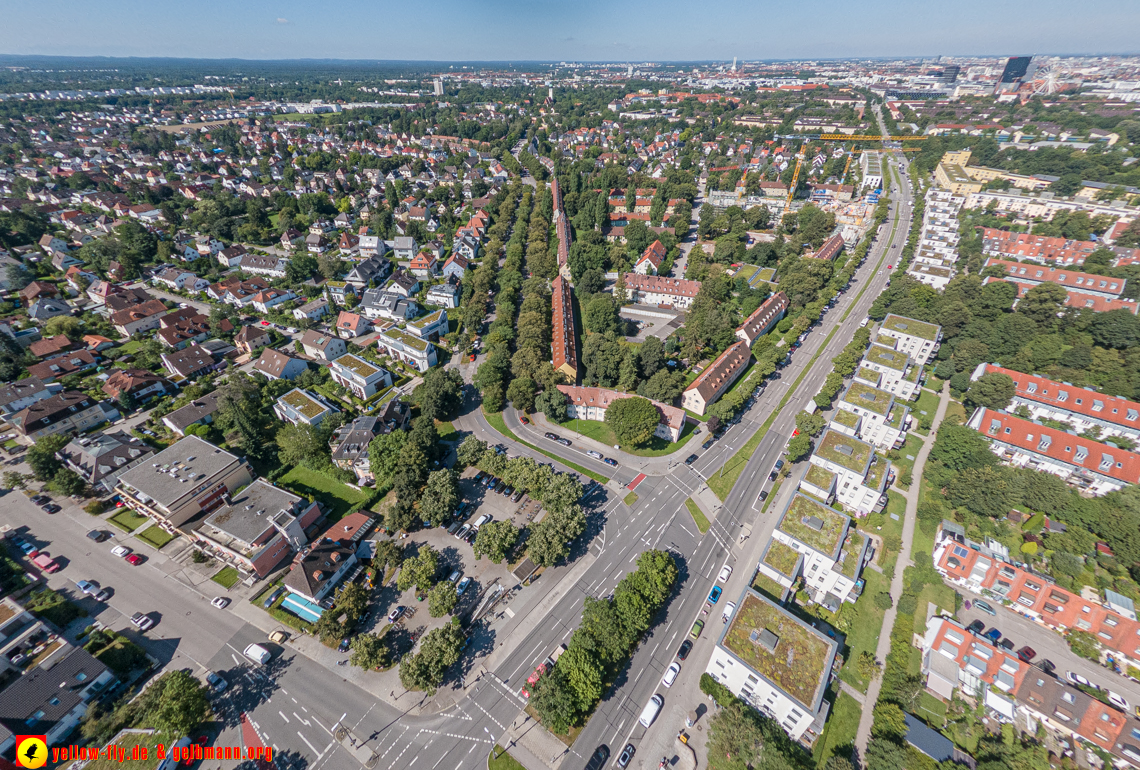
[{"x1": 907, "y1": 188, "x2": 965, "y2": 291}]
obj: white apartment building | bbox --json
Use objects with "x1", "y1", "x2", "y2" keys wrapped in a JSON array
[
  {"x1": 621, "y1": 273, "x2": 702, "y2": 311},
  {"x1": 406, "y1": 309, "x2": 448, "y2": 341},
  {"x1": 860, "y1": 151, "x2": 883, "y2": 192},
  {"x1": 376, "y1": 327, "x2": 438, "y2": 372},
  {"x1": 876, "y1": 314, "x2": 942, "y2": 367},
  {"x1": 329, "y1": 354, "x2": 393, "y2": 400},
  {"x1": 806, "y1": 429, "x2": 889, "y2": 516},
  {"x1": 835, "y1": 380, "x2": 910, "y2": 450},
  {"x1": 273, "y1": 388, "x2": 337, "y2": 428},
  {"x1": 857, "y1": 343, "x2": 920, "y2": 401},
  {"x1": 705, "y1": 589, "x2": 838, "y2": 746}
]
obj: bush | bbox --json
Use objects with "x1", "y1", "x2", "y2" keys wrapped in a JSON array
[
  {"x1": 874, "y1": 592, "x2": 893, "y2": 610},
  {"x1": 896, "y1": 593, "x2": 918, "y2": 615},
  {"x1": 699, "y1": 672, "x2": 734, "y2": 707},
  {"x1": 85, "y1": 500, "x2": 107, "y2": 515}
]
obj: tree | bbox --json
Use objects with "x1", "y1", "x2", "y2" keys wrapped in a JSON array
[
  {"x1": 276, "y1": 422, "x2": 327, "y2": 469},
  {"x1": 337, "y1": 583, "x2": 369, "y2": 622},
  {"x1": 44, "y1": 316, "x2": 81, "y2": 338},
  {"x1": 966, "y1": 371, "x2": 1016, "y2": 410},
  {"x1": 1017, "y1": 282, "x2": 1069, "y2": 327},
  {"x1": 398, "y1": 617, "x2": 464, "y2": 694},
  {"x1": 604, "y1": 396, "x2": 660, "y2": 446},
  {"x1": 428, "y1": 581, "x2": 458, "y2": 618},
  {"x1": 930, "y1": 422, "x2": 997, "y2": 471},
  {"x1": 638, "y1": 369, "x2": 686, "y2": 403},
  {"x1": 456, "y1": 436, "x2": 487, "y2": 468},
  {"x1": 368, "y1": 429, "x2": 408, "y2": 485},
  {"x1": 529, "y1": 668, "x2": 579, "y2": 734},
  {"x1": 794, "y1": 410, "x2": 827, "y2": 437},
  {"x1": 146, "y1": 670, "x2": 211, "y2": 738},
  {"x1": 419, "y1": 469, "x2": 458, "y2": 526},
  {"x1": 871, "y1": 702, "x2": 908, "y2": 740},
  {"x1": 707, "y1": 701, "x2": 765, "y2": 770},
  {"x1": 48, "y1": 468, "x2": 86, "y2": 497},
  {"x1": 786, "y1": 434, "x2": 811, "y2": 462},
  {"x1": 396, "y1": 546, "x2": 440, "y2": 593},
  {"x1": 638, "y1": 336, "x2": 665, "y2": 377},
  {"x1": 536, "y1": 387, "x2": 569, "y2": 422},
  {"x1": 527, "y1": 506, "x2": 586, "y2": 567},
  {"x1": 413, "y1": 367, "x2": 463, "y2": 422},
  {"x1": 215, "y1": 374, "x2": 266, "y2": 460},
  {"x1": 584, "y1": 294, "x2": 620, "y2": 335},
  {"x1": 473, "y1": 520, "x2": 519, "y2": 563},
  {"x1": 2, "y1": 471, "x2": 30, "y2": 490},
  {"x1": 26, "y1": 434, "x2": 69, "y2": 481},
  {"x1": 350, "y1": 633, "x2": 390, "y2": 670},
  {"x1": 558, "y1": 647, "x2": 603, "y2": 713},
  {"x1": 506, "y1": 377, "x2": 537, "y2": 413}
]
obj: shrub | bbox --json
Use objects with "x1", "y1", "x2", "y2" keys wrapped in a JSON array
[{"x1": 874, "y1": 592, "x2": 893, "y2": 610}]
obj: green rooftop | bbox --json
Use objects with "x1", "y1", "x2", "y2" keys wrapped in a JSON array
[
  {"x1": 385, "y1": 327, "x2": 430, "y2": 352},
  {"x1": 875, "y1": 333, "x2": 897, "y2": 347},
  {"x1": 881, "y1": 314, "x2": 940, "y2": 342},
  {"x1": 886, "y1": 406, "x2": 908, "y2": 430},
  {"x1": 408, "y1": 309, "x2": 445, "y2": 330},
  {"x1": 864, "y1": 344, "x2": 908, "y2": 372},
  {"x1": 804, "y1": 463, "x2": 836, "y2": 491},
  {"x1": 837, "y1": 530, "x2": 867, "y2": 579},
  {"x1": 779, "y1": 494, "x2": 849, "y2": 557},
  {"x1": 280, "y1": 389, "x2": 329, "y2": 419},
  {"x1": 815, "y1": 429, "x2": 872, "y2": 474},
  {"x1": 865, "y1": 455, "x2": 889, "y2": 489},
  {"x1": 722, "y1": 591, "x2": 836, "y2": 710},
  {"x1": 335, "y1": 353, "x2": 381, "y2": 379},
  {"x1": 763, "y1": 539, "x2": 802, "y2": 579},
  {"x1": 831, "y1": 409, "x2": 860, "y2": 429},
  {"x1": 842, "y1": 381, "x2": 892, "y2": 417}
]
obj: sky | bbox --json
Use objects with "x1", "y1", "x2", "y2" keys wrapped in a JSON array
[{"x1": 0, "y1": 0, "x2": 1137, "y2": 62}]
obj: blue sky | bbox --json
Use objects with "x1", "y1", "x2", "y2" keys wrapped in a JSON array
[{"x1": 0, "y1": 0, "x2": 1136, "y2": 61}]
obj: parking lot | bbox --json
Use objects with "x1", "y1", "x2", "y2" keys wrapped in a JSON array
[{"x1": 456, "y1": 466, "x2": 543, "y2": 530}]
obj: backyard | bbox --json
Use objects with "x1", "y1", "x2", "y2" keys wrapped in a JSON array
[
  {"x1": 836, "y1": 568, "x2": 889, "y2": 693},
  {"x1": 280, "y1": 465, "x2": 370, "y2": 521},
  {"x1": 911, "y1": 389, "x2": 940, "y2": 434},
  {"x1": 814, "y1": 691, "x2": 861, "y2": 767},
  {"x1": 108, "y1": 509, "x2": 149, "y2": 533},
  {"x1": 135, "y1": 526, "x2": 174, "y2": 550},
  {"x1": 888, "y1": 434, "x2": 924, "y2": 490},
  {"x1": 212, "y1": 567, "x2": 240, "y2": 588}
]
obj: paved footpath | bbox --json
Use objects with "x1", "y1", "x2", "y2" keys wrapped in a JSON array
[{"x1": 854, "y1": 382, "x2": 951, "y2": 755}]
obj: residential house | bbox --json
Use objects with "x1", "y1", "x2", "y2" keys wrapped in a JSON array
[
  {"x1": 101, "y1": 368, "x2": 173, "y2": 405},
  {"x1": 239, "y1": 254, "x2": 289, "y2": 279},
  {"x1": 387, "y1": 269, "x2": 420, "y2": 298},
  {"x1": 300, "y1": 330, "x2": 347, "y2": 361},
  {"x1": 154, "y1": 268, "x2": 208, "y2": 292},
  {"x1": 360, "y1": 289, "x2": 418, "y2": 321},
  {"x1": 274, "y1": 388, "x2": 337, "y2": 427},
  {"x1": 216, "y1": 244, "x2": 247, "y2": 268},
  {"x1": 252, "y1": 349, "x2": 309, "y2": 381},
  {"x1": 804, "y1": 429, "x2": 889, "y2": 516},
  {"x1": 160, "y1": 393, "x2": 220, "y2": 436},
  {"x1": 345, "y1": 255, "x2": 392, "y2": 289},
  {"x1": 111, "y1": 299, "x2": 168, "y2": 337},
  {"x1": 440, "y1": 253, "x2": 468, "y2": 280},
  {"x1": 552, "y1": 274, "x2": 578, "y2": 381},
  {"x1": 0, "y1": 377, "x2": 57, "y2": 417},
  {"x1": 833, "y1": 380, "x2": 910, "y2": 450},
  {"x1": 196, "y1": 480, "x2": 322, "y2": 579},
  {"x1": 250, "y1": 288, "x2": 296, "y2": 314},
  {"x1": 58, "y1": 431, "x2": 154, "y2": 494},
  {"x1": 18, "y1": 281, "x2": 59, "y2": 306},
  {"x1": 557, "y1": 385, "x2": 688, "y2": 442},
  {"x1": 376, "y1": 327, "x2": 437, "y2": 372},
  {"x1": 390, "y1": 236, "x2": 418, "y2": 261},
  {"x1": 633, "y1": 240, "x2": 667, "y2": 275},
  {"x1": 857, "y1": 344, "x2": 921, "y2": 401},
  {"x1": 27, "y1": 350, "x2": 98, "y2": 383},
  {"x1": 115, "y1": 435, "x2": 254, "y2": 531},
  {"x1": 323, "y1": 281, "x2": 356, "y2": 306},
  {"x1": 329, "y1": 354, "x2": 393, "y2": 399},
  {"x1": 161, "y1": 344, "x2": 223, "y2": 380},
  {"x1": 682, "y1": 340, "x2": 750, "y2": 416},
  {"x1": 233, "y1": 326, "x2": 271, "y2": 355},
  {"x1": 426, "y1": 276, "x2": 461, "y2": 308},
  {"x1": 28, "y1": 335, "x2": 76, "y2": 361},
  {"x1": 406, "y1": 309, "x2": 447, "y2": 341},
  {"x1": 10, "y1": 391, "x2": 112, "y2": 443},
  {"x1": 282, "y1": 541, "x2": 358, "y2": 606},
  {"x1": 621, "y1": 273, "x2": 701, "y2": 310},
  {"x1": 408, "y1": 251, "x2": 438, "y2": 278},
  {"x1": 293, "y1": 298, "x2": 330, "y2": 321},
  {"x1": 876, "y1": 314, "x2": 942, "y2": 367},
  {"x1": 336, "y1": 311, "x2": 373, "y2": 339},
  {"x1": 26, "y1": 298, "x2": 71, "y2": 322},
  {"x1": 735, "y1": 292, "x2": 789, "y2": 346}
]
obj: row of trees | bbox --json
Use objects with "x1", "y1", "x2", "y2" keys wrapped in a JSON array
[{"x1": 530, "y1": 550, "x2": 677, "y2": 733}]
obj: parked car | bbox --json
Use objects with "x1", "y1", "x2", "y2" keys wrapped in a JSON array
[
  {"x1": 717, "y1": 564, "x2": 733, "y2": 582},
  {"x1": 999, "y1": 638, "x2": 1015, "y2": 652},
  {"x1": 974, "y1": 599, "x2": 996, "y2": 615},
  {"x1": 502, "y1": 486, "x2": 513, "y2": 497},
  {"x1": 94, "y1": 589, "x2": 111, "y2": 602},
  {"x1": 464, "y1": 529, "x2": 477, "y2": 544},
  {"x1": 131, "y1": 612, "x2": 155, "y2": 631},
  {"x1": 473, "y1": 471, "x2": 486, "y2": 483},
  {"x1": 1040, "y1": 659, "x2": 1057, "y2": 675},
  {"x1": 387, "y1": 606, "x2": 406, "y2": 623},
  {"x1": 677, "y1": 640, "x2": 693, "y2": 660},
  {"x1": 685, "y1": 454, "x2": 699, "y2": 465},
  {"x1": 511, "y1": 489, "x2": 525, "y2": 502},
  {"x1": 269, "y1": 630, "x2": 289, "y2": 644},
  {"x1": 448, "y1": 570, "x2": 462, "y2": 584},
  {"x1": 983, "y1": 627, "x2": 1002, "y2": 643},
  {"x1": 339, "y1": 638, "x2": 351, "y2": 653},
  {"x1": 556, "y1": 438, "x2": 572, "y2": 447},
  {"x1": 519, "y1": 416, "x2": 529, "y2": 424},
  {"x1": 966, "y1": 619, "x2": 985, "y2": 634},
  {"x1": 702, "y1": 439, "x2": 715, "y2": 450},
  {"x1": 708, "y1": 586, "x2": 722, "y2": 604},
  {"x1": 263, "y1": 587, "x2": 285, "y2": 609},
  {"x1": 473, "y1": 514, "x2": 492, "y2": 528},
  {"x1": 211, "y1": 597, "x2": 230, "y2": 609},
  {"x1": 77, "y1": 580, "x2": 99, "y2": 596},
  {"x1": 603, "y1": 458, "x2": 618, "y2": 467},
  {"x1": 455, "y1": 525, "x2": 471, "y2": 540},
  {"x1": 206, "y1": 671, "x2": 228, "y2": 694},
  {"x1": 111, "y1": 545, "x2": 131, "y2": 559},
  {"x1": 722, "y1": 602, "x2": 736, "y2": 623},
  {"x1": 690, "y1": 620, "x2": 704, "y2": 639},
  {"x1": 86, "y1": 530, "x2": 110, "y2": 543},
  {"x1": 662, "y1": 662, "x2": 681, "y2": 688},
  {"x1": 584, "y1": 746, "x2": 610, "y2": 770},
  {"x1": 616, "y1": 744, "x2": 635, "y2": 769},
  {"x1": 1109, "y1": 691, "x2": 1131, "y2": 712},
  {"x1": 457, "y1": 577, "x2": 472, "y2": 595},
  {"x1": 586, "y1": 450, "x2": 603, "y2": 459},
  {"x1": 758, "y1": 490, "x2": 768, "y2": 502},
  {"x1": 125, "y1": 553, "x2": 145, "y2": 565},
  {"x1": 544, "y1": 432, "x2": 559, "y2": 441},
  {"x1": 1068, "y1": 671, "x2": 1096, "y2": 689},
  {"x1": 43, "y1": 504, "x2": 61, "y2": 514},
  {"x1": 30, "y1": 495, "x2": 49, "y2": 505},
  {"x1": 1015, "y1": 646, "x2": 1036, "y2": 663}
]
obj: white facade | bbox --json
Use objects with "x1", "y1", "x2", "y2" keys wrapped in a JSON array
[
  {"x1": 329, "y1": 354, "x2": 393, "y2": 399},
  {"x1": 836, "y1": 382, "x2": 909, "y2": 450},
  {"x1": 858, "y1": 344, "x2": 919, "y2": 401},
  {"x1": 808, "y1": 430, "x2": 889, "y2": 515},
  {"x1": 877, "y1": 314, "x2": 942, "y2": 367},
  {"x1": 376, "y1": 327, "x2": 437, "y2": 372}
]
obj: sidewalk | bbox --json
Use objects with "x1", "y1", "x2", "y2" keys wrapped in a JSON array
[{"x1": 854, "y1": 382, "x2": 951, "y2": 755}]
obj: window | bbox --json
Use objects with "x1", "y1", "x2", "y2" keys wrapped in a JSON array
[
  {"x1": 1027, "y1": 382, "x2": 1037, "y2": 394},
  {"x1": 25, "y1": 711, "x2": 44, "y2": 727},
  {"x1": 1058, "y1": 390, "x2": 1068, "y2": 402},
  {"x1": 1076, "y1": 398, "x2": 1083, "y2": 405}
]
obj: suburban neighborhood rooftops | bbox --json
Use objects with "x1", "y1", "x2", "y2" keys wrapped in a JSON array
[
  {"x1": 778, "y1": 493, "x2": 850, "y2": 557},
  {"x1": 721, "y1": 589, "x2": 837, "y2": 712},
  {"x1": 280, "y1": 389, "x2": 330, "y2": 419},
  {"x1": 117, "y1": 435, "x2": 242, "y2": 507},
  {"x1": 334, "y1": 353, "x2": 381, "y2": 379},
  {"x1": 842, "y1": 381, "x2": 893, "y2": 416},
  {"x1": 203, "y1": 479, "x2": 303, "y2": 545},
  {"x1": 382, "y1": 326, "x2": 429, "y2": 352},
  {"x1": 881, "y1": 314, "x2": 940, "y2": 341},
  {"x1": 815, "y1": 429, "x2": 873, "y2": 474},
  {"x1": 863, "y1": 344, "x2": 909, "y2": 372}
]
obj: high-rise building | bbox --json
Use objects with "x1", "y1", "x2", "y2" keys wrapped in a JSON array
[
  {"x1": 940, "y1": 65, "x2": 960, "y2": 84},
  {"x1": 999, "y1": 56, "x2": 1032, "y2": 83},
  {"x1": 432, "y1": 78, "x2": 443, "y2": 97}
]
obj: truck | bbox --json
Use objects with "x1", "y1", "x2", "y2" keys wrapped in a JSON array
[
  {"x1": 32, "y1": 552, "x2": 60, "y2": 573},
  {"x1": 521, "y1": 644, "x2": 568, "y2": 698}
]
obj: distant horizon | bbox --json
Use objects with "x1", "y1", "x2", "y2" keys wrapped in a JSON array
[{"x1": 1, "y1": 0, "x2": 1135, "y2": 62}]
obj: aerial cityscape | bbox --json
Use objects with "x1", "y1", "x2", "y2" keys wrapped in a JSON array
[{"x1": 3, "y1": 10, "x2": 1140, "y2": 770}]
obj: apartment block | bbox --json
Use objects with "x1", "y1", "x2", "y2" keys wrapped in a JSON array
[
  {"x1": 806, "y1": 429, "x2": 889, "y2": 516},
  {"x1": 735, "y1": 291, "x2": 789, "y2": 346},
  {"x1": 274, "y1": 388, "x2": 337, "y2": 427},
  {"x1": 876, "y1": 314, "x2": 942, "y2": 366},
  {"x1": 857, "y1": 344, "x2": 920, "y2": 401},
  {"x1": 376, "y1": 327, "x2": 438, "y2": 372},
  {"x1": 681, "y1": 340, "x2": 751, "y2": 416},
  {"x1": 329, "y1": 353, "x2": 393, "y2": 399},
  {"x1": 835, "y1": 380, "x2": 910, "y2": 450}
]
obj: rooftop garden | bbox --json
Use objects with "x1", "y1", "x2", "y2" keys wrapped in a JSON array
[
  {"x1": 865, "y1": 455, "x2": 889, "y2": 489},
  {"x1": 882, "y1": 314, "x2": 940, "y2": 341},
  {"x1": 780, "y1": 494, "x2": 848, "y2": 556},
  {"x1": 815, "y1": 430, "x2": 872, "y2": 473},
  {"x1": 837, "y1": 530, "x2": 867, "y2": 579},
  {"x1": 337, "y1": 353, "x2": 380, "y2": 378},
  {"x1": 723, "y1": 591, "x2": 833, "y2": 710},
  {"x1": 864, "y1": 344, "x2": 907, "y2": 371},
  {"x1": 875, "y1": 333, "x2": 897, "y2": 348},
  {"x1": 832, "y1": 409, "x2": 860, "y2": 429},
  {"x1": 855, "y1": 366, "x2": 882, "y2": 387},
  {"x1": 386, "y1": 327, "x2": 429, "y2": 352},
  {"x1": 281, "y1": 389, "x2": 328, "y2": 419},
  {"x1": 803, "y1": 463, "x2": 836, "y2": 491},
  {"x1": 886, "y1": 407, "x2": 908, "y2": 430},
  {"x1": 763, "y1": 540, "x2": 801, "y2": 579},
  {"x1": 843, "y1": 381, "x2": 892, "y2": 416}
]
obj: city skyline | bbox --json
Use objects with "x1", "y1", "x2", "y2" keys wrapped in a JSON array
[{"x1": 1, "y1": 0, "x2": 1137, "y2": 62}]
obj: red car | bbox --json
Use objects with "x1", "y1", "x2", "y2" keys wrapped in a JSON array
[
  {"x1": 519, "y1": 416, "x2": 529, "y2": 424},
  {"x1": 887, "y1": 264, "x2": 893, "y2": 269},
  {"x1": 125, "y1": 554, "x2": 145, "y2": 565},
  {"x1": 521, "y1": 663, "x2": 549, "y2": 698}
]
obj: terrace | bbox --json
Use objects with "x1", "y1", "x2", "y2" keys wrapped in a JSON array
[
  {"x1": 722, "y1": 591, "x2": 835, "y2": 710},
  {"x1": 843, "y1": 381, "x2": 892, "y2": 417},
  {"x1": 875, "y1": 333, "x2": 897, "y2": 348},
  {"x1": 386, "y1": 327, "x2": 430, "y2": 352},
  {"x1": 885, "y1": 408, "x2": 908, "y2": 430},
  {"x1": 815, "y1": 430, "x2": 872, "y2": 474},
  {"x1": 832, "y1": 409, "x2": 860, "y2": 429},
  {"x1": 837, "y1": 530, "x2": 866, "y2": 579},
  {"x1": 804, "y1": 464, "x2": 836, "y2": 491},
  {"x1": 881, "y1": 314, "x2": 940, "y2": 341},
  {"x1": 855, "y1": 366, "x2": 882, "y2": 387},
  {"x1": 281, "y1": 390, "x2": 327, "y2": 420},
  {"x1": 779, "y1": 494, "x2": 848, "y2": 556},
  {"x1": 336, "y1": 354, "x2": 380, "y2": 378},
  {"x1": 863, "y1": 344, "x2": 908, "y2": 372},
  {"x1": 762, "y1": 539, "x2": 802, "y2": 579},
  {"x1": 865, "y1": 455, "x2": 889, "y2": 489}
]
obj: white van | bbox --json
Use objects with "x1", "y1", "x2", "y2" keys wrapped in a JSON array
[
  {"x1": 638, "y1": 694, "x2": 664, "y2": 728},
  {"x1": 244, "y1": 643, "x2": 272, "y2": 665}
]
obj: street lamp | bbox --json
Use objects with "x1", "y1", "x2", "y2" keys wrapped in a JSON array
[{"x1": 485, "y1": 727, "x2": 500, "y2": 759}]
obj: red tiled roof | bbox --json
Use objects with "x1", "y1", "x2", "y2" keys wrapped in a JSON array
[
  {"x1": 556, "y1": 385, "x2": 687, "y2": 432},
  {"x1": 623, "y1": 273, "x2": 702, "y2": 299},
  {"x1": 926, "y1": 617, "x2": 1030, "y2": 695},
  {"x1": 974, "y1": 408, "x2": 1140, "y2": 485},
  {"x1": 981, "y1": 227, "x2": 1101, "y2": 265},
  {"x1": 983, "y1": 258, "x2": 1126, "y2": 298},
  {"x1": 994, "y1": 278, "x2": 1140, "y2": 314},
  {"x1": 551, "y1": 275, "x2": 578, "y2": 375},
  {"x1": 980, "y1": 364, "x2": 1140, "y2": 432},
  {"x1": 736, "y1": 292, "x2": 788, "y2": 343},
  {"x1": 636, "y1": 240, "x2": 667, "y2": 269},
  {"x1": 684, "y1": 340, "x2": 750, "y2": 401}
]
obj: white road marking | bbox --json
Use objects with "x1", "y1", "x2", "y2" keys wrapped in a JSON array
[
  {"x1": 297, "y1": 731, "x2": 325, "y2": 759},
  {"x1": 279, "y1": 711, "x2": 290, "y2": 723}
]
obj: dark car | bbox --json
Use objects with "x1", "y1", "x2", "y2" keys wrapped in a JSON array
[
  {"x1": 338, "y1": 638, "x2": 351, "y2": 653},
  {"x1": 702, "y1": 439, "x2": 715, "y2": 449},
  {"x1": 999, "y1": 638, "x2": 1015, "y2": 652},
  {"x1": 1017, "y1": 646, "x2": 1036, "y2": 663},
  {"x1": 1041, "y1": 659, "x2": 1057, "y2": 675},
  {"x1": 758, "y1": 490, "x2": 768, "y2": 501},
  {"x1": 43, "y1": 504, "x2": 61, "y2": 514},
  {"x1": 502, "y1": 486, "x2": 513, "y2": 497},
  {"x1": 684, "y1": 454, "x2": 699, "y2": 465},
  {"x1": 473, "y1": 471, "x2": 486, "y2": 483},
  {"x1": 677, "y1": 639, "x2": 693, "y2": 660},
  {"x1": 511, "y1": 489, "x2": 525, "y2": 502},
  {"x1": 966, "y1": 619, "x2": 985, "y2": 634},
  {"x1": 30, "y1": 495, "x2": 49, "y2": 505},
  {"x1": 768, "y1": 469, "x2": 779, "y2": 482},
  {"x1": 584, "y1": 745, "x2": 610, "y2": 770},
  {"x1": 603, "y1": 458, "x2": 618, "y2": 467},
  {"x1": 616, "y1": 744, "x2": 635, "y2": 769},
  {"x1": 556, "y1": 438, "x2": 572, "y2": 447},
  {"x1": 493, "y1": 480, "x2": 506, "y2": 494},
  {"x1": 86, "y1": 530, "x2": 109, "y2": 543},
  {"x1": 544, "y1": 432, "x2": 559, "y2": 441},
  {"x1": 464, "y1": 529, "x2": 477, "y2": 544},
  {"x1": 983, "y1": 627, "x2": 1002, "y2": 644}
]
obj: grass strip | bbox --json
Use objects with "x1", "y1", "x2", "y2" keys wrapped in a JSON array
[
  {"x1": 483, "y1": 410, "x2": 609, "y2": 484},
  {"x1": 212, "y1": 566, "x2": 240, "y2": 588},
  {"x1": 685, "y1": 498, "x2": 710, "y2": 534},
  {"x1": 135, "y1": 526, "x2": 175, "y2": 549},
  {"x1": 624, "y1": 492, "x2": 638, "y2": 506}
]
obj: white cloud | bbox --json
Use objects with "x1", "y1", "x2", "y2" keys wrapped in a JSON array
[{"x1": 276, "y1": 17, "x2": 289, "y2": 25}]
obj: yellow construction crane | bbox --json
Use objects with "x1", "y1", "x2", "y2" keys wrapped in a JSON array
[
  {"x1": 784, "y1": 146, "x2": 805, "y2": 214},
  {"x1": 775, "y1": 133, "x2": 926, "y2": 142},
  {"x1": 841, "y1": 148, "x2": 856, "y2": 182}
]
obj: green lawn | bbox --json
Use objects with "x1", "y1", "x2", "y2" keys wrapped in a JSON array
[
  {"x1": 108, "y1": 509, "x2": 149, "y2": 533},
  {"x1": 555, "y1": 417, "x2": 697, "y2": 457},
  {"x1": 944, "y1": 399, "x2": 966, "y2": 426},
  {"x1": 913, "y1": 579, "x2": 958, "y2": 637},
  {"x1": 488, "y1": 746, "x2": 527, "y2": 770},
  {"x1": 685, "y1": 498, "x2": 710, "y2": 534},
  {"x1": 917, "y1": 692, "x2": 948, "y2": 728},
  {"x1": 280, "y1": 465, "x2": 371, "y2": 521},
  {"x1": 814, "y1": 691, "x2": 861, "y2": 768},
  {"x1": 135, "y1": 526, "x2": 175, "y2": 549},
  {"x1": 212, "y1": 566, "x2": 240, "y2": 588},
  {"x1": 118, "y1": 339, "x2": 146, "y2": 355},
  {"x1": 624, "y1": 492, "x2": 638, "y2": 506},
  {"x1": 889, "y1": 434, "x2": 924, "y2": 489},
  {"x1": 70, "y1": 732, "x2": 174, "y2": 770},
  {"x1": 837, "y1": 568, "x2": 889, "y2": 693},
  {"x1": 435, "y1": 420, "x2": 459, "y2": 442},
  {"x1": 911, "y1": 389, "x2": 940, "y2": 434},
  {"x1": 483, "y1": 410, "x2": 609, "y2": 483}
]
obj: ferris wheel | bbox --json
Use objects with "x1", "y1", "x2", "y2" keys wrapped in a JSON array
[{"x1": 1031, "y1": 61, "x2": 1071, "y2": 95}]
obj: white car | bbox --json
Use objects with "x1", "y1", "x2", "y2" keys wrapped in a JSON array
[
  {"x1": 211, "y1": 597, "x2": 230, "y2": 609},
  {"x1": 457, "y1": 576, "x2": 472, "y2": 596},
  {"x1": 473, "y1": 514, "x2": 492, "y2": 529},
  {"x1": 111, "y1": 545, "x2": 132, "y2": 558},
  {"x1": 1067, "y1": 671, "x2": 1096, "y2": 689},
  {"x1": 662, "y1": 662, "x2": 680, "y2": 688},
  {"x1": 586, "y1": 450, "x2": 603, "y2": 459},
  {"x1": 1108, "y1": 691, "x2": 1130, "y2": 711},
  {"x1": 722, "y1": 602, "x2": 736, "y2": 623},
  {"x1": 717, "y1": 565, "x2": 732, "y2": 583}
]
